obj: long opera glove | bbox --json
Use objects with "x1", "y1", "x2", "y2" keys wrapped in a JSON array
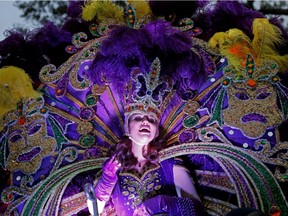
[{"x1": 95, "y1": 155, "x2": 121, "y2": 202}]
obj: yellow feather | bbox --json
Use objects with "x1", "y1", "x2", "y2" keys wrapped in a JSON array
[
  {"x1": 0, "y1": 66, "x2": 41, "y2": 118},
  {"x1": 251, "y1": 18, "x2": 288, "y2": 72},
  {"x1": 209, "y1": 18, "x2": 288, "y2": 77},
  {"x1": 252, "y1": 18, "x2": 283, "y2": 60},
  {"x1": 265, "y1": 54, "x2": 288, "y2": 71},
  {"x1": 81, "y1": 1, "x2": 98, "y2": 21},
  {"x1": 208, "y1": 32, "x2": 229, "y2": 49},
  {"x1": 128, "y1": 0, "x2": 152, "y2": 19},
  {"x1": 0, "y1": 83, "x2": 17, "y2": 118},
  {"x1": 209, "y1": 29, "x2": 253, "y2": 68},
  {"x1": 82, "y1": 1, "x2": 124, "y2": 23}
]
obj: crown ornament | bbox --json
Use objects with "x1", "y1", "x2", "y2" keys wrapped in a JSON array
[
  {"x1": 222, "y1": 54, "x2": 280, "y2": 89},
  {"x1": 124, "y1": 58, "x2": 173, "y2": 120},
  {"x1": 123, "y1": 58, "x2": 173, "y2": 135}
]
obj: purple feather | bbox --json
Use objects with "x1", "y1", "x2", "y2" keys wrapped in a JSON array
[
  {"x1": 86, "y1": 20, "x2": 208, "y2": 99},
  {"x1": 31, "y1": 22, "x2": 71, "y2": 48},
  {"x1": 100, "y1": 26, "x2": 150, "y2": 57},
  {"x1": 0, "y1": 30, "x2": 47, "y2": 85},
  {"x1": 86, "y1": 26, "x2": 151, "y2": 87},
  {"x1": 194, "y1": 0, "x2": 264, "y2": 41},
  {"x1": 67, "y1": 0, "x2": 84, "y2": 18},
  {"x1": 140, "y1": 19, "x2": 192, "y2": 53},
  {"x1": 0, "y1": 22, "x2": 72, "y2": 85}
]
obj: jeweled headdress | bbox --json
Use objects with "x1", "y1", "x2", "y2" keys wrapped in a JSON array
[{"x1": 123, "y1": 58, "x2": 173, "y2": 134}]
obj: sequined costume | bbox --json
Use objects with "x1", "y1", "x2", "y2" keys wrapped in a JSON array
[{"x1": 110, "y1": 158, "x2": 177, "y2": 215}]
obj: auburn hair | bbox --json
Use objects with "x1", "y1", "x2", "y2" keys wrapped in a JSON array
[{"x1": 113, "y1": 135, "x2": 164, "y2": 171}]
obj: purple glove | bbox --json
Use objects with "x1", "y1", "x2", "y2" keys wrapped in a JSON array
[
  {"x1": 133, "y1": 195, "x2": 204, "y2": 216},
  {"x1": 95, "y1": 155, "x2": 121, "y2": 202}
]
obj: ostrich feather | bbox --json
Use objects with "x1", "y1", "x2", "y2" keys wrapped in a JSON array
[
  {"x1": 209, "y1": 29, "x2": 252, "y2": 68},
  {"x1": 81, "y1": 1, "x2": 124, "y2": 23},
  {"x1": 0, "y1": 66, "x2": 42, "y2": 118},
  {"x1": 252, "y1": 18, "x2": 283, "y2": 60},
  {"x1": 209, "y1": 18, "x2": 288, "y2": 75},
  {"x1": 252, "y1": 18, "x2": 288, "y2": 72},
  {"x1": 128, "y1": 0, "x2": 152, "y2": 19}
]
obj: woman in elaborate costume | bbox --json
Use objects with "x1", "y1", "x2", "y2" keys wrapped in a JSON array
[{"x1": 87, "y1": 59, "x2": 204, "y2": 216}]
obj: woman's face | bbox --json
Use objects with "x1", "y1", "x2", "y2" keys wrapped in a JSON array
[{"x1": 128, "y1": 113, "x2": 158, "y2": 145}]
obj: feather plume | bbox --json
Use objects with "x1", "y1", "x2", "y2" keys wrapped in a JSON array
[
  {"x1": 194, "y1": 1, "x2": 264, "y2": 41},
  {"x1": 252, "y1": 18, "x2": 283, "y2": 59},
  {"x1": 82, "y1": 1, "x2": 124, "y2": 23},
  {"x1": 251, "y1": 18, "x2": 284, "y2": 62},
  {"x1": 67, "y1": 0, "x2": 83, "y2": 18},
  {"x1": 87, "y1": 19, "x2": 205, "y2": 99},
  {"x1": 0, "y1": 66, "x2": 42, "y2": 118},
  {"x1": 141, "y1": 19, "x2": 192, "y2": 53},
  {"x1": 209, "y1": 29, "x2": 252, "y2": 68},
  {"x1": 266, "y1": 54, "x2": 288, "y2": 71},
  {"x1": 209, "y1": 18, "x2": 288, "y2": 77},
  {"x1": 0, "y1": 82, "x2": 17, "y2": 118},
  {"x1": 251, "y1": 18, "x2": 288, "y2": 71},
  {"x1": 128, "y1": 0, "x2": 152, "y2": 19}
]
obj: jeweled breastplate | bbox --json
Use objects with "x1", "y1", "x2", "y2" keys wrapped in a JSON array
[{"x1": 111, "y1": 161, "x2": 176, "y2": 215}]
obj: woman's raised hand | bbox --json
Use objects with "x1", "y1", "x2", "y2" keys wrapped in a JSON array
[{"x1": 94, "y1": 155, "x2": 121, "y2": 202}]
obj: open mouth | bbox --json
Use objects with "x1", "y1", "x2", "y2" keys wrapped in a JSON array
[
  {"x1": 139, "y1": 128, "x2": 150, "y2": 133},
  {"x1": 18, "y1": 147, "x2": 41, "y2": 162},
  {"x1": 241, "y1": 113, "x2": 267, "y2": 123}
]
